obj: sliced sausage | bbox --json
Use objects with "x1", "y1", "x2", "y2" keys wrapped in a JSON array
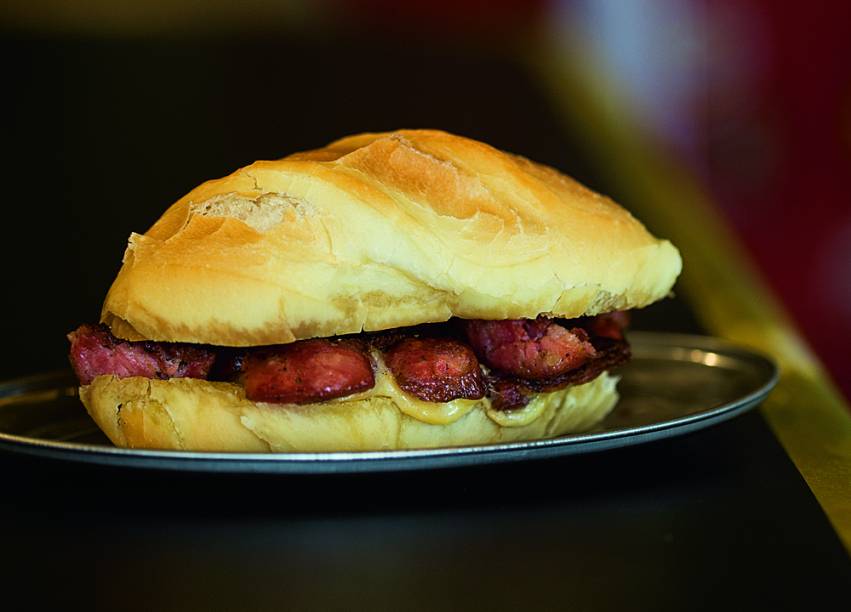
[
  {"x1": 487, "y1": 337, "x2": 632, "y2": 410},
  {"x1": 580, "y1": 311, "x2": 630, "y2": 341},
  {"x1": 68, "y1": 324, "x2": 215, "y2": 385},
  {"x1": 487, "y1": 378, "x2": 532, "y2": 411},
  {"x1": 384, "y1": 337, "x2": 486, "y2": 402},
  {"x1": 242, "y1": 339, "x2": 375, "y2": 404},
  {"x1": 464, "y1": 317, "x2": 597, "y2": 380}
]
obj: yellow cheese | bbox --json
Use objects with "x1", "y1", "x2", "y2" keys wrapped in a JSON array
[
  {"x1": 374, "y1": 371, "x2": 481, "y2": 425},
  {"x1": 485, "y1": 391, "x2": 552, "y2": 427},
  {"x1": 333, "y1": 354, "x2": 482, "y2": 425}
]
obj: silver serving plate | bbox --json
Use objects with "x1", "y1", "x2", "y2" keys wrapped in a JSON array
[{"x1": 0, "y1": 332, "x2": 777, "y2": 473}]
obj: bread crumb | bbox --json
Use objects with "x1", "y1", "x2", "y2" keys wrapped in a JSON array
[{"x1": 189, "y1": 192, "x2": 309, "y2": 232}]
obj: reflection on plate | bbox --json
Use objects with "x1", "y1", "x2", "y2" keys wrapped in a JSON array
[{"x1": 0, "y1": 333, "x2": 777, "y2": 474}]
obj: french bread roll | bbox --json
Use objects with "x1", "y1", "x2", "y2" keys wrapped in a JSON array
[{"x1": 101, "y1": 130, "x2": 681, "y2": 346}]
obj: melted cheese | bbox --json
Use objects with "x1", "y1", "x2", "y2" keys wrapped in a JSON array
[
  {"x1": 485, "y1": 392, "x2": 552, "y2": 427},
  {"x1": 315, "y1": 351, "x2": 612, "y2": 428},
  {"x1": 330, "y1": 354, "x2": 483, "y2": 425},
  {"x1": 372, "y1": 367, "x2": 483, "y2": 425}
]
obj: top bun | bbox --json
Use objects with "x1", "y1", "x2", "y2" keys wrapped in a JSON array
[{"x1": 102, "y1": 130, "x2": 681, "y2": 346}]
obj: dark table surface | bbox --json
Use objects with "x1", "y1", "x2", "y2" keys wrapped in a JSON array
[{"x1": 1, "y1": 28, "x2": 848, "y2": 610}]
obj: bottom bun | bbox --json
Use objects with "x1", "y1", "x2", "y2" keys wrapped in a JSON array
[{"x1": 80, "y1": 372, "x2": 619, "y2": 452}]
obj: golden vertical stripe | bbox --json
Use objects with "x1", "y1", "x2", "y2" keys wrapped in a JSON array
[{"x1": 527, "y1": 35, "x2": 851, "y2": 551}]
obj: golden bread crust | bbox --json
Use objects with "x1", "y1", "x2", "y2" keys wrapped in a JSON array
[
  {"x1": 101, "y1": 129, "x2": 681, "y2": 345},
  {"x1": 79, "y1": 371, "x2": 619, "y2": 452}
]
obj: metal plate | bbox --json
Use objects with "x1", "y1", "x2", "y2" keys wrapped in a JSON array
[{"x1": 0, "y1": 332, "x2": 777, "y2": 473}]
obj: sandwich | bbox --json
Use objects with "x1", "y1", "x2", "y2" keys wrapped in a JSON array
[{"x1": 67, "y1": 130, "x2": 681, "y2": 452}]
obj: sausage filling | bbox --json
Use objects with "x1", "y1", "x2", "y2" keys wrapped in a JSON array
[{"x1": 68, "y1": 314, "x2": 630, "y2": 409}]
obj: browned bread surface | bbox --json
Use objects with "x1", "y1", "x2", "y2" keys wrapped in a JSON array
[
  {"x1": 101, "y1": 130, "x2": 681, "y2": 345},
  {"x1": 80, "y1": 370, "x2": 619, "y2": 452}
]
